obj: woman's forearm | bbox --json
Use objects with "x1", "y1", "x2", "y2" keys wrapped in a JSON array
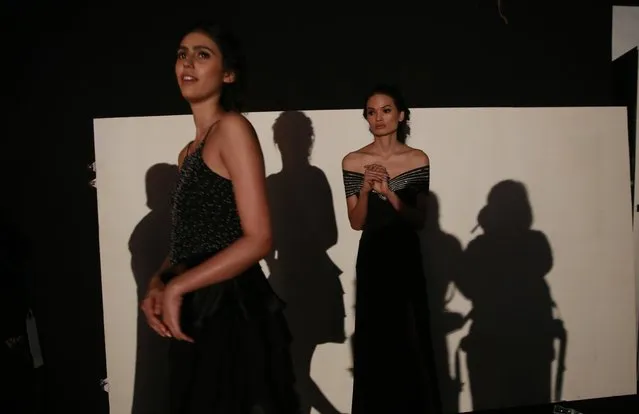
[
  {"x1": 149, "y1": 256, "x2": 172, "y2": 290},
  {"x1": 348, "y1": 190, "x2": 370, "y2": 230},
  {"x1": 167, "y1": 235, "x2": 271, "y2": 295}
]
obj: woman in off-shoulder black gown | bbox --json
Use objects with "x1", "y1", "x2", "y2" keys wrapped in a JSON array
[
  {"x1": 342, "y1": 84, "x2": 441, "y2": 413},
  {"x1": 140, "y1": 23, "x2": 300, "y2": 414}
]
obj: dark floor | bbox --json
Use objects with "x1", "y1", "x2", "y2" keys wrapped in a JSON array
[
  {"x1": 0, "y1": 366, "x2": 637, "y2": 413},
  {"x1": 472, "y1": 392, "x2": 638, "y2": 414}
]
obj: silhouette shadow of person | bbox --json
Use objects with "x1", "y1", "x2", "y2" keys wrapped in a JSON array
[
  {"x1": 128, "y1": 163, "x2": 179, "y2": 414},
  {"x1": 457, "y1": 179, "x2": 565, "y2": 411},
  {"x1": 265, "y1": 111, "x2": 346, "y2": 414},
  {"x1": 419, "y1": 191, "x2": 465, "y2": 413}
]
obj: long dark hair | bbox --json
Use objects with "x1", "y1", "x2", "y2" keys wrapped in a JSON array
[
  {"x1": 181, "y1": 23, "x2": 247, "y2": 112},
  {"x1": 362, "y1": 84, "x2": 411, "y2": 143}
]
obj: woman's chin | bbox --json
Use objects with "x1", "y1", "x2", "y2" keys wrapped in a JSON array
[{"x1": 181, "y1": 92, "x2": 209, "y2": 104}]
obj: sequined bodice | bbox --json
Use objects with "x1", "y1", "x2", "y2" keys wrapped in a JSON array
[{"x1": 169, "y1": 142, "x2": 242, "y2": 265}]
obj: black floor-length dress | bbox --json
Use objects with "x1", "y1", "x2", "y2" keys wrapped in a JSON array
[{"x1": 342, "y1": 166, "x2": 442, "y2": 413}]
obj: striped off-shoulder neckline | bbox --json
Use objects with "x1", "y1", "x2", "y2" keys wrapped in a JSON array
[
  {"x1": 343, "y1": 165, "x2": 430, "y2": 198},
  {"x1": 343, "y1": 165, "x2": 429, "y2": 181}
]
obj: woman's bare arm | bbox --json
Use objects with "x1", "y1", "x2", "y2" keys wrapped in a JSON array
[
  {"x1": 167, "y1": 114, "x2": 272, "y2": 295},
  {"x1": 343, "y1": 153, "x2": 370, "y2": 231}
]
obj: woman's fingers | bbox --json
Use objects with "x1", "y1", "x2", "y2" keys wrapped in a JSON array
[
  {"x1": 142, "y1": 297, "x2": 171, "y2": 337},
  {"x1": 147, "y1": 310, "x2": 171, "y2": 337},
  {"x1": 153, "y1": 298, "x2": 162, "y2": 315},
  {"x1": 173, "y1": 325, "x2": 194, "y2": 343},
  {"x1": 151, "y1": 319, "x2": 171, "y2": 338},
  {"x1": 366, "y1": 171, "x2": 388, "y2": 181},
  {"x1": 161, "y1": 293, "x2": 195, "y2": 343},
  {"x1": 164, "y1": 316, "x2": 194, "y2": 343},
  {"x1": 365, "y1": 163, "x2": 387, "y2": 174}
]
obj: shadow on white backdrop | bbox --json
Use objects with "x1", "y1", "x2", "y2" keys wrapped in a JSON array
[{"x1": 94, "y1": 107, "x2": 636, "y2": 413}]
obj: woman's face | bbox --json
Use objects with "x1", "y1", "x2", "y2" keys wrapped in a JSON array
[
  {"x1": 365, "y1": 93, "x2": 404, "y2": 137},
  {"x1": 175, "y1": 31, "x2": 235, "y2": 104}
]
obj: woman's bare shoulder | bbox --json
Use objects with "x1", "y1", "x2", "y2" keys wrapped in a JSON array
[
  {"x1": 404, "y1": 146, "x2": 429, "y2": 167},
  {"x1": 216, "y1": 112, "x2": 255, "y2": 135},
  {"x1": 342, "y1": 147, "x2": 371, "y2": 171}
]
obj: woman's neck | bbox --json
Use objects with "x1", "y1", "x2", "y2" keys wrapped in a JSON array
[
  {"x1": 190, "y1": 96, "x2": 225, "y2": 140},
  {"x1": 373, "y1": 133, "x2": 399, "y2": 156}
]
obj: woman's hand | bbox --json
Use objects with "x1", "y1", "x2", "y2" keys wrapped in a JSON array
[
  {"x1": 366, "y1": 164, "x2": 391, "y2": 197},
  {"x1": 140, "y1": 284, "x2": 171, "y2": 338},
  {"x1": 161, "y1": 282, "x2": 194, "y2": 343},
  {"x1": 362, "y1": 164, "x2": 388, "y2": 195},
  {"x1": 375, "y1": 177, "x2": 391, "y2": 197},
  {"x1": 360, "y1": 170, "x2": 375, "y2": 194}
]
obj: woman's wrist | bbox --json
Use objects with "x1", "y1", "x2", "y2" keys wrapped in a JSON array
[
  {"x1": 148, "y1": 274, "x2": 164, "y2": 290},
  {"x1": 166, "y1": 273, "x2": 192, "y2": 296},
  {"x1": 386, "y1": 190, "x2": 400, "y2": 209}
]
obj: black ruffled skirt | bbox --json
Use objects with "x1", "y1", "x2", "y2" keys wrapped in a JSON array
[{"x1": 161, "y1": 255, "x2": 301, "y2": 414}]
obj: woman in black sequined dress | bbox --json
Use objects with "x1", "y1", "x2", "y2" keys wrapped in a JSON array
[
  {"x1": 342, "y1": 85, "x2": 442, "y2": 413},
  {"x1": 139, "y1": 23, "x2": 300, "y2": 414}
]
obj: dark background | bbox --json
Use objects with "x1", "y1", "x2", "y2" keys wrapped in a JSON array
[{"x1": 2, "y1": 1, "x2": 638, "y2": 413}]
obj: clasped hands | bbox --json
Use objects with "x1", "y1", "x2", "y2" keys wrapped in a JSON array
[{"x1": 362, "y1": 163, "x2": 392, "y2": 197}]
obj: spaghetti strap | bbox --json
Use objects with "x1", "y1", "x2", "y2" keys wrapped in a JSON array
[
  {"x1": 185, "y1": 120, "x2": 221, "y2": 158},
  {"x1": 201, "y1": 120, "x2": 220, "y2": 144},
  {"x1": 185, "y1": 141, "x2": 194, "y2": 156}
]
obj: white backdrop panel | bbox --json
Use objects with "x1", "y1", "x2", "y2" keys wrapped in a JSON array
[{"x1": 94, "y1": 107, "x2": 635, "y2": 413}]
